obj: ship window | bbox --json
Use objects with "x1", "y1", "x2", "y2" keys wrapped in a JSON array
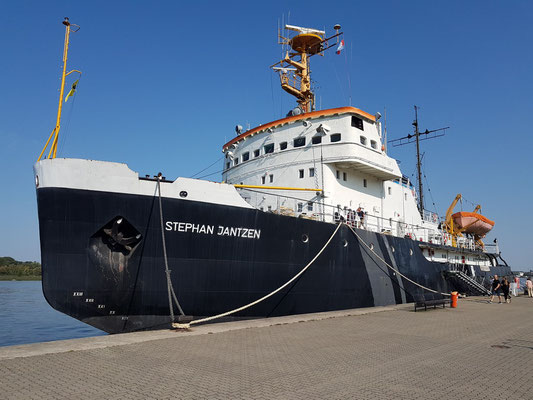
[
  {"x1": 234, "y1": 158, "x2": 239, "y2": 165},
  {"x1": 309, "y1": 168, "x2": 315, "y2": 177},
  {"x1": 388, "y1": 187, "x2": 391, "y2": 195},
  {"x1": 264, "y1": 143, "x2": 274, "y2": 154},
  {"x1": 226, "y1": 162, "x2": 230, "y2": 170},
  {"x1": 363, "y1": 179, "x2": 367, "y2": 187},
  {"x1": 370, "y1": 140, "x2": 377, "y2": 149},
  {"x1": 294, "y1": 137, "x2": 306, "y2": 147},
  {"x1": 280, "y1": 141, "x2": 287, "y2": 150},
  {"x1": 268, "y1": 205, "x2": 272, "y2": 212},
  {"x1": 343, "y1": 172, "x2": 347, "y2": 181},
  {"x1": 330, "y1": 133, "x2": 341, "y2": 143},
  {"x1": 297, "y1": 203, "x2": 303, "y2": 212},
  {"x1": 254, "y1": 149, "x2": 260, "y2": 157},
  {"x1": 269, "y1": 174, "x2": 273, "y2": 183},
  {"x1": 299, "y1": 169, "x2": 304, "y2": 179},
  {"x1": 312, "y1": 136, "x2": 322, "y2": 144},
  {"x1": 307, "y1": 202, "x2": 313, "y2": 211},
  {"x1": 261, "y1": 176, "x2": 266, "y2": 184},
  {"x1": 404, "y1": 193, "x2": 407, "y2": 200},
  {"x1": 242, "y1": 152, "x2": 249, "y2": 162},
  {"x1": 360, "y1": 136, "x2": 367, "y2": 145},
  {"x1": 336, "y1": 170, "x2": 340, "y2": 179},
  {"x1": 352, "y1": 116, "x2": 364, "y2": 130}
]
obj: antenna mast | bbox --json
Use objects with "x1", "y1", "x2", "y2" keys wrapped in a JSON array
[
  {"x1": 388, "y1": 106, "x2": 449, "y2": 213},
  {"x1": 271, "y1": 23, "x2": 342, "y2": 114}
]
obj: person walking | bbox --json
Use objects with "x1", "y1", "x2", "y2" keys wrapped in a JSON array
[
  {"x1": 501, "y1": 277, "x2": 511, "y2": 303},
  {"x1": 526, "y1": 278, "x2": 533, "y2": 298},
  {"x1": 489, "y1": 275, "x2": 502, "y2": 304}
]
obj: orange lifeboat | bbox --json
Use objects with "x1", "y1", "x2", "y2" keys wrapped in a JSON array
[{"x1": 451, "y1": 212, "x2": 495, "y2": 237}]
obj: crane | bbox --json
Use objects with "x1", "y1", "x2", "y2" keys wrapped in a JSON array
[{"x1": 444, "y1": 194, "x2": 486, "y2": 249}]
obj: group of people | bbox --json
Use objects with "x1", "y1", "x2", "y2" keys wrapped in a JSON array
[
  {"x1": 490, "y1": 274, "x2": 533, "y2": 303},
  {"x1": 335, "y1": 206, "x2": 366, "y2": 228}
]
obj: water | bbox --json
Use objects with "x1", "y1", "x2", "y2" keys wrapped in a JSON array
[{"x1": 0, "y1": 281, "x2": 106, "y2": 347}]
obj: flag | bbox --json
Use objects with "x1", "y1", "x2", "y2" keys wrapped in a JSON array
[
  {"x1": 64, "y1": 79, "x2": 79, "y2": 102},
  {"x1": 336, "y1": 40, "x2": 345, "y2": 55}
]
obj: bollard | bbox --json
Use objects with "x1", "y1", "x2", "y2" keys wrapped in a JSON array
[{"x1": 451, "y1": 291, "x2": 459, "y2": 308}]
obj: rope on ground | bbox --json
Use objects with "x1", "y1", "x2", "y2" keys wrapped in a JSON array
[
  {"x1": 173, "y1": 222, "x2": 343, "y2": 329},
  {"x1": 157, "y1": 176, "x2": 185, "y2": 321},
  {"x1": 345, "y1": 224, "x2": 451, "y2": 297}
]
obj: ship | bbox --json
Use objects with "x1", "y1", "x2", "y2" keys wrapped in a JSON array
[{"x1": 34, "y1": 19, "x2": 512, "y2": 334}]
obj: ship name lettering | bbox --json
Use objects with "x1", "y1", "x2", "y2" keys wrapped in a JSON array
[{"x1": 165, "y1": 221, "x2": 214, "y2": 235}]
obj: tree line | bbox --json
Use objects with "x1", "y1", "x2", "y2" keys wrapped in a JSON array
[{"x1": 0, "y1": 257, "x2": 41, "y2": 277}]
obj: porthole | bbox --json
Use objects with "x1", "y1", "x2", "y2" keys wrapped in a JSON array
[
  {"x1": 179, "y1": 191, "x2": 188, "y2": 198},
  {"x1": 342, "y1": 239, "x2": 348, "y2": 248},
  {"x1": 409, "y1": 249, "x2": 413, "y2": 256},
  {"x1": 302, "y1": 234, "x2": 309, "y2": 243}
]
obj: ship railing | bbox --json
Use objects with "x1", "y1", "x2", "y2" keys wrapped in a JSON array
[
  {"x1": 237, "y1": 187, "x2": 446, "y2": 244},
  {"x1": 422, "y1": 209, "x2": 439, "y2": 224}
]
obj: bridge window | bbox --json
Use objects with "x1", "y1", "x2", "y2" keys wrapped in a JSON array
[
  {"x1": 330, "y1": 133, "x2": 341, "y2": 143},
  {"x1": 234, "y1": 158, "x2": 239, "y2": 165},
  {"x1": 343, "y1": 172, "x2": 347, "y2": 181},
  {"x1": 242, "y1": 152, "x2": 249, "y2": 162},
  {"x1": 307, "y1": 202, "x2": 313, "y2": 211},
  {"x1": 254, "y1": 149, "x2": 260, "y2": 157},
  {"x1": 352, "y1": 116, "x2": 364, "y2": 130},
  {"x1": 363, "y1": 179, "x2": 367, "y2": 187},
  {"x1": 336, "y1": 170, "x2": 340, "y2": 179},
  {"x1": 264, "y1": 143, "x2": 274, "y2": 154},
  {"x1": 309, "y1": 168, "x2": 315, "y2": 177},
  {"x1": 294, "y1": 137, "x2": 306, "y2": 147},
  {"x1": 312, "y1": 136, "x2": 322, "y2": 144},
  {"x1": 299, "y1": 169, "x2": 304, "y2": 178},
  {"x1": 261, "y1": 176, "x2": 266, "y2": 184},
  {"x1": 297, "y1": 203, "x2": 303, "y2": 212},
  {"x1": 360, "y1": 136, "x2": 367, "y2": 145},
  {"x1": 280, "y1": 141, "x2": 287, "y2": 150},
  {"x1": 269, "y1": 174, "x2": 273, "y2": 183},
  {"x1": 370, "y1": 140, "x2": 377, "y2": 149},
  {"x1": 388, "y1": 187, "x2": 391, "y2": 195}
]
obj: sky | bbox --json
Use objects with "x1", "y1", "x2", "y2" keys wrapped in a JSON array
[{"x1": 0, "y1": 0, "x2": 532, "y2": 269}]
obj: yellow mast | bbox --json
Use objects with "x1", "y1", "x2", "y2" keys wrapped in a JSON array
[
  {"x1": 37, "y1": 17, "x2": 81, "y2": 161},
  {"x1": 271, "y1": 24, "x2": 342, "y2": 114}
]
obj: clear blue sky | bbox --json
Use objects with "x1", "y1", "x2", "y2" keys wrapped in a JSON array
[{"x1": 1, "y1": 1, "x2": 531, "y2": 269}]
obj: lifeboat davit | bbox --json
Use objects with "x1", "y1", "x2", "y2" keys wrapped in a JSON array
[{"x1": 452, "y1": 211, "x2": 495, "y2": 237}]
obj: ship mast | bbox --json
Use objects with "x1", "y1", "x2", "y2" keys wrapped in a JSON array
[
  {"x1": 271, "y1": 24, "x2": 342, "y2": 114},
  {"x1": 37, "y1": 17, "x2": 81, "y2": 161}
]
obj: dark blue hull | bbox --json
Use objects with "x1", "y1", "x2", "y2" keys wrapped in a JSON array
[{"x1": 36, "y1": 187, "x2": 509, "y2": 333}]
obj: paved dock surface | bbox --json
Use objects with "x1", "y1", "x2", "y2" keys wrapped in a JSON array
[{"x1": 1, "y1": 297, "x2": 532, "y2": 399}]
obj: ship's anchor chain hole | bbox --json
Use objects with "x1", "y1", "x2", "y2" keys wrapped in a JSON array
[{"x1": 301, "y1": 234, "x2": 309, "y2": 243}]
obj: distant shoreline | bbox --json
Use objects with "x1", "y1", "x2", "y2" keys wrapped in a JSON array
[{"x1": 0, "y1": 276, "x2": 41, "y2": 281}]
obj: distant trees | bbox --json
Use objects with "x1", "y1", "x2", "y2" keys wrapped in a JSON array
[{"x1": 0, "y1": 257, "x2": 41, "y2": 277}]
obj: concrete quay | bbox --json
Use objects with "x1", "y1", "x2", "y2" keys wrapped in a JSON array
[{"x1": 1, "y1": 297, "x2": 532, "y2": 399}]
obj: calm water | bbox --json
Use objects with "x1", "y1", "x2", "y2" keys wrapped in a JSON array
[{"x1": 0, "y1": 281, "x2": 106, "y2": 347}]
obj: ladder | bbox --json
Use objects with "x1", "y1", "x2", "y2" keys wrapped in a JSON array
[{"x1": 446, "y1": 270, "x2": 492, "y2": 296}]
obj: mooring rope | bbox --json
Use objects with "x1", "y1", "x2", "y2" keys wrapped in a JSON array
[
  {"x1": 173, "y1": 222, "x2": 343, "y2": 329},
  {"x1": 157, "y1": 176, "x2": 185, "y2": 321},
  {"x1": 345, "y1": 224, "x2": 451, "y2": 297}
]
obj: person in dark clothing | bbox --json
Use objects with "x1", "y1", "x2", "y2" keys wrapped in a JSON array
[
  {"x1": 490, "y1": 275, "x2": 502, "y2": 304},
  {"x1": 501, "y1": 277, "x2": 511, "y2": 303}
]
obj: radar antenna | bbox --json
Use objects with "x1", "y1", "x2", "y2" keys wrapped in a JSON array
[{"x1": 271, "y1": 23, "x2": 343, "y2": 113}]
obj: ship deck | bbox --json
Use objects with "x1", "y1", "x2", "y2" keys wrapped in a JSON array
[{"x1": 1, "y1": 297, "x2": 532, "y2": 399}]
